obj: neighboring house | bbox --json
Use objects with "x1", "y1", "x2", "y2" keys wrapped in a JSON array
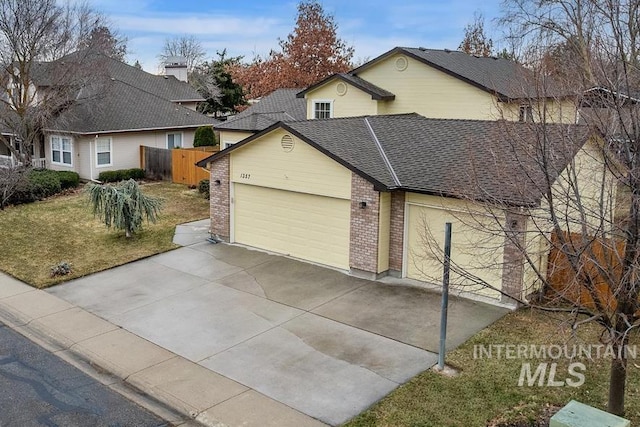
[
  {"x1": 1, "y1": 53, "x2": 217, "y2": 180},
  {"x1": 198, "y1": 114, "x2": 604, "y2": 305},
  {"x1": 215, "y1": 88, "x2": 306, "y2": 149},
  {"x1": 297, "y1": 47, "x2": 575, "y2": 123},
  {"x1": 196, "y1": 47, "x2": 611, "y2": 305}
]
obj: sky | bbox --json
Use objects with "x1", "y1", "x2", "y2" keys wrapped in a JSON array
[{"x1": 92, "y1": 0, "x2": 504, "y2": 73}]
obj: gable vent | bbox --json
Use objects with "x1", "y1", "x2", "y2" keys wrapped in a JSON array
[
  {"x1": 281, "y1": 134, "x2": 295, "y2": 152},
  {"x1": 336, "y1": 82, "x2": 348, "y2": 96},
  {"x1": 395, "y1": 56, "x2": 408, "y2": 71}
]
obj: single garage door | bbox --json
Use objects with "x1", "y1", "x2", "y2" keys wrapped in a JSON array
[
  {"x1": 233, "y1": 183, "x2": 351, "y2": 269},
  {"x1": 405, "y1": 203, "x2": 504, "y2": 298}
]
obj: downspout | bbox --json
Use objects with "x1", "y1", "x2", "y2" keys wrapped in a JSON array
[{"x1": 90, "y1": 135, "x2": 95, "y2": 181}]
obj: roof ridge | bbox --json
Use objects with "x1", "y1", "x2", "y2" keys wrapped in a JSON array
[{"x1": 363, "y1": 117, "x2": 401, "y2": 187}]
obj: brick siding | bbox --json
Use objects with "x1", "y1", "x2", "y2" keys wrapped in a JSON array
[
  {"x1": 389, "y1": 192, "x2": 405, "y2": 272},
  {"x1": 349, "y1": 173, "x2": 380, "y2": 273},
  {"x1": 209, "y1": 156, "x2": 230, "y2": 240},
  {"x1": 501, "y1": 211, "x2": 526, "y2": 304}
]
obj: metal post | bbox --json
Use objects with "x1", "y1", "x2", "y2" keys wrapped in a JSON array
[{"x1": 438, "y1": 222, "x2": 452, "y2": 370}]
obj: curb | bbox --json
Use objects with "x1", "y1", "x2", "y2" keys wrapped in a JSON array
[{"x1": 0, "y1": 295, "x2": 217, "y2": 427}]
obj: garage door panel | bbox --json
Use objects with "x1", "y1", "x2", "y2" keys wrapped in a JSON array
[
  {"x1": 234, "y1": 184, "x2": 350, "y2": 269},
  {"x1": 406, "y1": 204, "x2": 504, "y2": 299}
]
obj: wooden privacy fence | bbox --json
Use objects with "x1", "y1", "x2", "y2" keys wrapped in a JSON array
[
  {"x1": 140, "y1": 146, "x2": 172, "y2": 181},
  {"x1": 546, "y1": 231, "x2": 624, "y2": 311},
  {"x1": 140, "y1": 146, "x2": 217, "y2": 185},
  {"x1": 171, "y1": 147, "x2": 217, "y2": 186}
]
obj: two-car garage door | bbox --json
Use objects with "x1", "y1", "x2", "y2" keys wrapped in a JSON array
[{"x1": 233, "y1": 184, "x2": 351, "y2": 270}]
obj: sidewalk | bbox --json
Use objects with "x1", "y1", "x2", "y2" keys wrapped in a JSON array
[{"x1": 0, "y1": 221, "x2": 327, "y2": 427}]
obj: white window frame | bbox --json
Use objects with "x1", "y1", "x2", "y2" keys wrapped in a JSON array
[
  {"x1": 95, "y1": 137, "x2": 112, "y2": 168},
  {"x1": 166, "y1": 131, "x2": 184, "y2": 149},
  {"x1": 50, "y1": 135, "x2": 73, "y2": 167},
  {"x1": 312, "y1": 99, "x2": 334, "y2": 119},
  {"x1": 519, "y1": 105, "x2": 533, "y2": 123},
  {"x1": 223, "y1": 141, "x2": 235, "y2": 149}
]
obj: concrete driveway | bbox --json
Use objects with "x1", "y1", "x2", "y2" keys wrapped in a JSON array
[{"x1": 48, "y1": 222, "x2": 508, "y2": 426}]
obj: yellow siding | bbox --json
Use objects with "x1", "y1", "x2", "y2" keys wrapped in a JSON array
[
  {"x1": 358, "y1": 54, "x2": 499, "y2": 120},
  {"x1": 233, "y1": 184, "x2": 351, "y2": 269},
  {"x1": 230, "y1": 128, "x2": 352, "y2": 199},
  {"x1": 537, "y1": 138, "x2": 616, "y2": 234},
  {"x1": 305, "y1": 80, "x2": 378, "y2": 119},
  {"x1": 405, "y1": 193, "x2": 505, "y2": 299},
  {"x1": 377, "y1": 192, "x2": 391, "y2": 273},
  {"x1": 499, "y1": 99, "x2": 577, "y2": 124},
  {"x1": 220, "y1": 130, "x2": 254, "y2": 146}
]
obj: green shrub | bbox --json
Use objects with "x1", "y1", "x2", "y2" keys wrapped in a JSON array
[
  {"x1": 127, "y1": 168, "x2": 146, "y2": 180},
  {"x1": 56, "y1": 171, "x2": 80, "y2": 189},
  {"x1": 98, "y1": 168, "x2": 145, "y2": 183},
  {"x1": 197, "y1": 179, "x2": 210, "y2": 199},
  {"x1": 193, "y1": 126, "x2": 217, "y2": 147},
  {"x1": 10, "y1": 169, "x2": 62, "y2": 204},
  {"x1": 28, "y1": 169, "x2": 61, "y2": 199}
]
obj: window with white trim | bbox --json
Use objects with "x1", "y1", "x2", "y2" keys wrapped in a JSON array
[
  {"x1": 223, "y1": 141, "x2": 234, "y2": 149},
  {"x1": 519, "y1": 105, "x2": 533, "y2": 123},
  {"x1": 96, "y1": 137, "x2": 112, "y2": 167},
  {"x1": 51, "y1": 135, "x2": 73, "y2": 166},
  {"x1": 167, "y1": 132, "x2": 183, "y2": 149},
  {"x1": 313, "y1": 100, "x2": 333, "y2": 119}
]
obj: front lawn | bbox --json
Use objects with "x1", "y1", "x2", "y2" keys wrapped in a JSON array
[
  {"x1": 345, "y1": 308, "x2": 640, "y2": 427},
  {"x1": 0, "y1": 182, "x2": 209, "y2": 288}
]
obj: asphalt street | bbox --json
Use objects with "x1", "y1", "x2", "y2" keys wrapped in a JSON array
[{"x1": 0, "y1": 322, "x2": 167, "y2": 427}]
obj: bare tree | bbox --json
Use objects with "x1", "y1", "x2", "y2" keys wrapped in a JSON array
[
  {"x1": 77, "y1": 25, "x2": 128, "y2": 61},
  {"x1": 157, "y1": 35, "x2": 206, "y2": 72},
  {"x1": 416, "y1": 0, "x2": 639, "y2": 416},
  {"x1": 0, "y1": 0, "x2": 112, "y2": 165},
  {"x1": 458, "y1": 11, "x2": 494, "y2": 57},
  {"x1": 0, "y1": 166, "x2": 27, "y2": 209}
]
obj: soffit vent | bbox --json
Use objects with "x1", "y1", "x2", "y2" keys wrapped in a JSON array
[
  {"x1": 336, "y1": 81, "x2": 348, "y2": 96},
  {"x1": 281, "y1": 134, "x2": 295, "y2": 152},
  {"x1": 395, "y1": 56, "x2": 408, "y2": 71}
]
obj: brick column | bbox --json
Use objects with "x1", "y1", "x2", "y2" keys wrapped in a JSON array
[
  {"x1": 349, "y1": 173, "x2": 380, "y2": 274},
  {"x1": 501, "y1": 211, "x2": 527, "y2": 304},
  {"x1": 209, "y1": 156, "x2": 230, "y2": 241},
  {"x1": 389, "y1": 192, "x2": 405, "y2": 273}
]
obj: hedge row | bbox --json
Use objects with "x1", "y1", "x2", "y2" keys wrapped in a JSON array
[
  {"x1": 98, "y1": 168, "x2": 145, "y2": 183},
  {"x1": 10, "y1": 169, "x2": 80, "y2": 204}
]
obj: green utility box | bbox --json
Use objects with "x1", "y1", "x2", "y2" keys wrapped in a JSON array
[{"x1": 550, "y1": 400, "x2": 630, "y2": 427}]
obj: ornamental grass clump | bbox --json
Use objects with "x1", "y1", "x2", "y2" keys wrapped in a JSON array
[{"x1": 86, "y1": 179, "x2": 163, "y2": 237}]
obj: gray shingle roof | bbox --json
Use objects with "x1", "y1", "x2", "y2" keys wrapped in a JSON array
[
  {"x1": 216, "y1": 88, "x2": 306, "y2": 131},
  {"x1": 48, "y1": 79, "x2": 217, "y2": 134},
  {"x1": 32, "y1": 52, "x2": 203, "y2": 102},
  {"x1": 296, "y1": 73, "x2": 395, "y2": 100},
  {"x1": 27, "y1": 52, "x2": 216, "y2": 134},
  {"x1": 200, "y1": 114, "x2": 588, "y2": 206},
  {"x1": 352, "y1": 47, "x2": 557, "y2": 100}
]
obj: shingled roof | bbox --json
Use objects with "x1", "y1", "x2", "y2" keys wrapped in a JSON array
[
  {"x1": 32, "y1": 52, "x2": 204, "y2": 102},
  {"x1": 296, "y1": 73, "x2": 395, "y2": 100},
  {"x1": 27, "y1": 51, "x2": 217, "y2": 134},
  {"x1": 199, "y1": 114, "x2": 589, "y2": 206},
  {"x1": 216, "y1": 88, "x2": 306, "y2": 132},
  {"x1": 46, "y1": 79, "x2": 216, "y2": 134},
  {"x1": 301, "y1": 47, "x2": 559, "y2": 102}
]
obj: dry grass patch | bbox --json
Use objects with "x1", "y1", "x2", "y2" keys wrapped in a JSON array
[
  {"x1": 345, "y1": 308, "x2": 640, "y2": 427},
  {"x1": 0, "y1": 182, "x2": 209, "y2": 288}
]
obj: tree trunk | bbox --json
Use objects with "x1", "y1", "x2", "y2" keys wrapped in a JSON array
[
  {"x1": 125, "y1": 229, "x2": 131, "y2": 238},
  {"x1": 607, "y1": 330, "x2": 628, "y2": 415}
]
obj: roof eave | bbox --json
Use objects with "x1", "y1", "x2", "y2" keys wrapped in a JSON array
[
  {"x1": 45, "y1": 123, "x2": 216, "y2": 136},
  {"x1": 196, "y1": 121, "x2": 391, "y2": 190}
]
